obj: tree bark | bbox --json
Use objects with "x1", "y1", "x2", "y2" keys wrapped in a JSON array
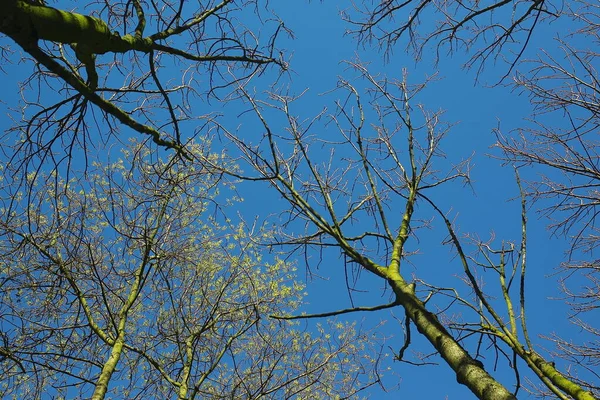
[
  {"x1": 1, "y1": 0, "x2": 151, "y2": 53},
  {"x1": 388, "y1": 272, "x2": 518, "y2": 400}
]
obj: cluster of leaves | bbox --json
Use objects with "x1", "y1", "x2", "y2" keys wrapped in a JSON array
[{"x1": 0, "y1": 141, "x2": 377, "y2": 399}]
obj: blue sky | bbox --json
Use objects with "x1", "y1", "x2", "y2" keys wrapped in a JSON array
[
  {"x1": 227, "y1": 2, "x2": 594, "y2": 398},
  {"x1": 0, "y1": 1, "x2": 596, "y2": 399}
]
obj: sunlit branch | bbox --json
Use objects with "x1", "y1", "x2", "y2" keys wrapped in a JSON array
[
  {"x1": 515, "y1": 169, "x2": 533, "y2": 350},
  {"x1": 421, "y1": 192, "x2": 596, "y2": 399},
  {"x1": 192, "y1": 316, "x2": 259, "y2": 397},
  {"x1": 92, "y1": 186, "x2": 176, "y2": 400},
  {"x1": 419, "y1": 193, "x2": 515, "y2": 333},
  {"x1": 15, "y1": 233, "x2": 112, "y2": 346},
  {"x1": 336, "y1": 79, "x2": 394, "y2": 240}
]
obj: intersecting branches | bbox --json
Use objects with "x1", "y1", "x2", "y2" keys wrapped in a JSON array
[
  {"x1": 0, "y1": 140, "x2": 378, "y2": 399},
  {"x1": 492, "y1": 8, "x2": 600, "y2": 393},
  {"x1": 200, "y1": 61, "x2": 540, "y2": 399},
  {"x1": 343, "y1": 0, "x2": 561, "y2": 78},
  {"x1": 420, "y1": 168, "x2": 597, "y2": 399},
  {"x1": 1, "y1": 0, "x2": 286, "y2": 181},
  {"x1": 497, "y1": 38, "x2": 600, "y2": 254},
  {"x1": 211, "y1": 62, "x2": 467, "y2": 280}
]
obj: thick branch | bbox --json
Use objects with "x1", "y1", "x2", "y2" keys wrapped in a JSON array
[
  {"x1": 385, "y1": 273, "x2": 517, "y2": 400},
  {"x1": 1, "y1": 0, "x2": 153, "y2": 53}
]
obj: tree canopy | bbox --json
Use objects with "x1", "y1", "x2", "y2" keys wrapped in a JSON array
[{"x1": 1, "y1": 0, "x2": 599, "y2": 399}]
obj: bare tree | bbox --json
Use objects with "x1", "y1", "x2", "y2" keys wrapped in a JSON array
[
  {"x1": 342, "y1": 0, "x2": 563, "y2": 78},
  {"x1": 494, "y1": 2, "x2": 600, "y2": 394},
  {"x1": 202, "y1": 60, "x2": 598, "y2": 399},
  {"x1": 334, "y1": 0, "x2": 600, "y2": 397},
  {"x1": 0, "y1": 140, "x2": 379, "y2": 400}
]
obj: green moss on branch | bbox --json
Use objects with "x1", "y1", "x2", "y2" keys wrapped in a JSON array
[{"x1": 1, "y1": 0, "x2": 152, "y2": 53}]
